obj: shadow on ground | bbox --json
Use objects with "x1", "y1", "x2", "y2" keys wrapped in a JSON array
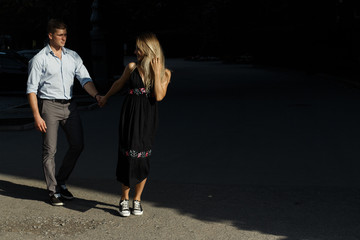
[
  {"x1": 0, "y1": 180, "x2": 118, "y2": 216},
  {"x1": 146, "y1": 181, "x2": 360, "y2": 240},
  {"x1": 2, "y1": 177, "x2": 359, "y2": 239}
]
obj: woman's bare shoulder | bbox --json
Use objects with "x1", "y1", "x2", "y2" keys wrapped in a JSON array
[{"x1": 127, "y1": 62, "x2": 137, "y2": 72}]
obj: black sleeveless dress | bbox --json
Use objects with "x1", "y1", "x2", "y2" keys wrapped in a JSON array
[{"x1": 116, "y1": 67, "x2": 159, "y2": 187}]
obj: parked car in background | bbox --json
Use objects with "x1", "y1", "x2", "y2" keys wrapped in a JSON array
[
  {"x1": 0, "y1": 50, "x2": 28, "y2": 92},
  {"x1": 17, "y1": 49, "x2": 40, "y2": 60}
]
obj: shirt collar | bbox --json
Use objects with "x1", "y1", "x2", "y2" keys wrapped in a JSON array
[{"x1": 46, "y1": 44, "x2": 67, "y2": 55}]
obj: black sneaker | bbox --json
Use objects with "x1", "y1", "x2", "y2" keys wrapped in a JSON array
[
  {"x1": 59, "y1": 185, "x2": 74, "y2": 200},
  {"x1": 119, "y1": 199, "x2": 130, "y2": 217},
  {"x1": 50, "y1": 194, "x2": 64, "y2": 206},
  {"x1": 132, "y1": 200, "x2": 143, "y2": 215}
]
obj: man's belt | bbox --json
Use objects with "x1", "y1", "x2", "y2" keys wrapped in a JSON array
[{"x1": 42, "y1": 99, "x2": 72, "y2": 104}]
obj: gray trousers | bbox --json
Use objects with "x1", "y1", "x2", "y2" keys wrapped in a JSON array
[{"x1": 39, "y1": 99, "x2": 84, "y2": 196}]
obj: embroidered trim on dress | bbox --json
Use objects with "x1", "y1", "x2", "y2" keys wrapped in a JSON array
[
  {"x1": 129, "y1": 88, "x2": 150, "y2": 96},
  {"x1": 121, "y1": 149, "x2": 152, "y2": 158}
]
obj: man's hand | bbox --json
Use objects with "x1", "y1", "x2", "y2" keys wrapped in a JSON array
[
  {"x1": 95, "y1": 94, "x2": 102, "y2": 103},
  {"x1": 34, "y1": 115, "x2": 47, "y2": 133},
  {"x1": 98, "y1": 95, "x2": 107, "y2": 108}
]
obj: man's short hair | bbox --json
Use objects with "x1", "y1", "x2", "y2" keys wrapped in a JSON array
[{"x1": 47, "y1": 19, "x2": 67, "y2": 34}]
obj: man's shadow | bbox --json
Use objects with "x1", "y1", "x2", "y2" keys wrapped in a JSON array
[{"x1": 0, "y1": 180, "x2": 119, "y2": 216}]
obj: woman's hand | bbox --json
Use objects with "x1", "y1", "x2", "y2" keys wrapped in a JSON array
[
  {"x1": 151, "y1": 56, "x2": 171, "y2": 101},
  {"x1": 151, "y1": 57, "x2": 161, "y2": 76}
]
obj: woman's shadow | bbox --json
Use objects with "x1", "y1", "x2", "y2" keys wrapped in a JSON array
[{"x1": 0, "y1": 180, "x2": 119, "y2": 216}]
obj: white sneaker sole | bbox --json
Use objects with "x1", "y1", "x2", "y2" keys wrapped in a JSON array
[
  {"x1": 50, "y1": 200, "x2": 64, "y2": 206},
  {"x1": 132, "y1": 211, "x2": 143, "y2": 216},
  {"x1": 119, "y1": 211, "x2": 130, "y2": 217},
  {"x1": 51, "y1": 202, "x2": 64, "y2": 206}
]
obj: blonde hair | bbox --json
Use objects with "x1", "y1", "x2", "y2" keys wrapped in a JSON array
[{"x1": 136, "y1": 32, "x2": 165, "y2": 91}]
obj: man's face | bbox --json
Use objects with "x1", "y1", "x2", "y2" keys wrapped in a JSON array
[{"x1": 49, "y1": 28, "x2": 67, "y2": 48}]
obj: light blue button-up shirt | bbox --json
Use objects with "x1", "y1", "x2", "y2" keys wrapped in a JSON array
[{"x1": 26, "y1": 44, "x2": 92, "y2": 100}]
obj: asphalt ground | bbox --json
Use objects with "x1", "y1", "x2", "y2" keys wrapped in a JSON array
[{"x1": 0, "y1": 58, "x2": 360, "y2": 240}]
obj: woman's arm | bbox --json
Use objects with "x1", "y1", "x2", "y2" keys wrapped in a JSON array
[
  {"x1": 98, "y1": 62, "x2": 135, "y2": 107},
  {"x1": 151, "y1": 58, "x2": 171, "y2": 101}
]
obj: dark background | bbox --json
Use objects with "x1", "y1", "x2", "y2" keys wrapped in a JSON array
[
  {"x1": 1, "y1": 2, "x2": 360, "y2": 238},
  {"x1": 0, "y1": 0, "x2": 360, "y2": 80}
]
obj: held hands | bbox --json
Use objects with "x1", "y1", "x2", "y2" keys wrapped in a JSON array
[
  {"x1": 95, "y1": 94, "x2": 102, "y2": 103},
  {"x1": 97, "y1": 95, "x2": 108, "y2": 108},
  {"x1": 94, "y1": 94, "x2": 107, "y2": 108}
]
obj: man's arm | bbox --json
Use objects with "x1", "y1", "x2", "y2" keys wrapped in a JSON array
[
  {"x1": 73, "y1": 53, "x2": 101, "y2": 101},
  {"x1": 28, "y1": 92, "x2": 47, "y2": 133},
  {"x1": 83, "y1": 81, "x2": 101, "y2": 101}
]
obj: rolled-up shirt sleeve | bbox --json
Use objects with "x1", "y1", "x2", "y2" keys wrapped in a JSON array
[
  {"x1": 73, "y1": 52, "x2": 92, "y2": 87},
  {"x1": 26, "y1": 57, "x2": 42, "y2": 94}
]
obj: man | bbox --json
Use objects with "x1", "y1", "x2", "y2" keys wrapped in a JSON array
[{"x1": 27, "y1": 19, "x2": 101, "y2": 206}]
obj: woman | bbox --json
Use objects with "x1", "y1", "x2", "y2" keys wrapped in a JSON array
[{"x1": 99, "y1": 32, "x2": 171, "y2": 217}]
